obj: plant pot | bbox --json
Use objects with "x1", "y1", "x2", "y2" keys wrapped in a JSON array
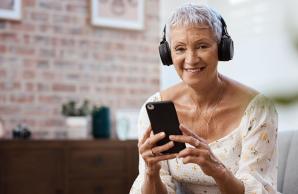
[{"x1": 65, "y1": 116, "x2": 90, "y2": 139}]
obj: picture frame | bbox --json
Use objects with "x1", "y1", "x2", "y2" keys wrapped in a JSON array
[
  {"x1": 0, "y1": 0, "x2": 21, "y2": 21},
  {"x1": 91, "y1": 0, "x2": 144, "y2": 30}
]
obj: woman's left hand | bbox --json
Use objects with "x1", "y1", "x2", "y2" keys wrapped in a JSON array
[{"x1": 169, "y1": 124, "x2": 227, "y2": 179}]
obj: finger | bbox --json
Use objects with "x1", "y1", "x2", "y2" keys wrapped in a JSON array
[
  {"x1": 142, "y1": 141, "x2": 175, "y2": 158},
  {"x1": 152, "y1": 141, "x2": 174, "y2": 155},
  {"x1": 179, "y1": 124, "x2": 194, "y2": 136},
  {"x1": 179, "y1": 124, "x2": 205, "y2": 144},
  {"x1": 179, "y1": 124, "x2": 202, "y2": 140},
  {"x1": 143, "y1": 132, "x2": 166, "y2": 150},
  {"x1": 182, "y1": 156, "x2": 207, "y2": 167},
  {"x1": 179, "y1": 149, "x2": 211, "y2": 165},
  {"x1": 182, "y1": 156, "x2": 204, "y2": 165},
  {"x1": 169, "y1": 134, "x2": 206, "y2": 149},
  {"x1": 180, "y1": 124, "x2": 207, "y2": 143},
  {"x1": 153, "y1": 153, "x2": 177, "y2": 162},
  {"x1": 140, "y1": 126, "x2": 152, "y2": 144},
  {"x1": 178, "y1": 147, "x2": 199, "y2": 158},
  {"x1": 142, "y1": 149, "x2": 156, "y2": 158},
  {"x1": 170, "y1": 135, "x2": 209, "y2": 150}
]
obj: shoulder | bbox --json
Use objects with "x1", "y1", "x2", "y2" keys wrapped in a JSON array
[
  {"x1": 222, "y1": 76, "x2": 259, "y2": 112},
  {"x1": 245, "y1": 94, "x2": 278, "y2": 118},
  {"x1": 241, "y1": 93, "x2": 278, "y2": 138},
  {"x1": 224, "y1": 76, "x2": 259, "y2": 101},
  {"x1": 224, "y1": 76, "x2": 277, "y2": 117}
]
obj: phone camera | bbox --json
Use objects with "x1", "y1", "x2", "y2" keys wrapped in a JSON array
[{"x1": 147, "y1": 104, "x2": 154, "y2": 110}]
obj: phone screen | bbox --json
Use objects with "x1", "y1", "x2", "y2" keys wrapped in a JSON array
[{"x1": 146, "y1": 101, "x2": 186, "y2": 154}]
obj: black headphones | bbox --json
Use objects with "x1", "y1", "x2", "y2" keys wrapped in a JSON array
[{"x1": 159, "y1": 16, "x2": 234, "y2": 66}]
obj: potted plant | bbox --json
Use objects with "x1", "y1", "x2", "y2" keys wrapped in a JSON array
[{"x1": 62, "y1": 100, "x2": 91, "y2": 139}]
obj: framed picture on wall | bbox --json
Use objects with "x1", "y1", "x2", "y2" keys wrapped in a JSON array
[
  {"x1": 91, "y1": 0, "x2": 144, "y2": 30},
  {"x1": 0, "y1": 0, "x2": 21, "y2": 20}
]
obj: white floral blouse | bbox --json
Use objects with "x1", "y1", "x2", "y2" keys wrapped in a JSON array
[{"x1": 130, "y1": 92, "x2": 279, "y2": 194}]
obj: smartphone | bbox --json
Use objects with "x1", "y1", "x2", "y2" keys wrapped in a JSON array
[{"x1": 145, "y1": 101, "x2": 186, "y2": 154}]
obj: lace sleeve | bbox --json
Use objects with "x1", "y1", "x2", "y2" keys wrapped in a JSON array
[{"x1": 235, "y1": 95, "x2": 279, "y2": 194}]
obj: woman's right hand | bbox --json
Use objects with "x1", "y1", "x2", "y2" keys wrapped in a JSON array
[{"x1": 138, "y1": 126, "x2": 177, "y2": 176}]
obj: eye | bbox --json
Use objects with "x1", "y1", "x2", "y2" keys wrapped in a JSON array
[
  {"x1": 196, "y1": 44, "x2": 209, "y2": 49},
  {"x1": 174, "y1": 47, "x2": 186, "y2": 54}
]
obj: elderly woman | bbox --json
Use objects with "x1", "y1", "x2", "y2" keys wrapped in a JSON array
[{"x1": 130, "y1": 4, "x2": 278, "y2": 194}]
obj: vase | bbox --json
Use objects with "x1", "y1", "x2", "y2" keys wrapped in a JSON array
[{"x1": 92, "y1": 106, "x2": 111, "y2": 138}]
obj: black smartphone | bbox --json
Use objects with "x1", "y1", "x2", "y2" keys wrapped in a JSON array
[{"x1": 145, "y1": 101, "x2": 186, "y2": 154}]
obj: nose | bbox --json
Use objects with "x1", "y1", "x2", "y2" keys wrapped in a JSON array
[{"x1": 185, "y1": 49, "x2": 200, "y2": 65}]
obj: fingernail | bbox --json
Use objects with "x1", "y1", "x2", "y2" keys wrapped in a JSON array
[
  {"x1": 160, "y1": 132, "x2": 165, "y2": 137},
  {"x1": 170, "y1": 141, "x2": 174, "y2": 146},
  {"x1": 195, "y1": 140, "x2": 200, "y2": 147},
  {"x1": 169, "y1": 135, "x2": 174, "y2": 139}
]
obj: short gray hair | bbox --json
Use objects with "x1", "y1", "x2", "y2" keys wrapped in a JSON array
[{"x1": 166, "y1": 4, "x2": 222, "y2": 44}]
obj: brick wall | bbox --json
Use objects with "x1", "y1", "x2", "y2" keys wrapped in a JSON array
[{"x1": 0, "y1": 0, "x2": 160, "y2": 138}]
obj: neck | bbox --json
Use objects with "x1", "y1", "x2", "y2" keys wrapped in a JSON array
[{"x1": 186, "y1": 73, "x2": 225, "y2": 109}]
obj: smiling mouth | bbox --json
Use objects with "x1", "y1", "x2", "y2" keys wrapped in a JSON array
[{"x1": 184, "y1": 67, "x2": 206, "y2": 73}]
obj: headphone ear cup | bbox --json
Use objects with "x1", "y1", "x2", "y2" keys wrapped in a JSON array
[
  {"x1": 218, "y1": 35, "x2": 234, "y2": 61},
  {"x1": 159, "y1": 41, "x2": 173, "y2": 66}
]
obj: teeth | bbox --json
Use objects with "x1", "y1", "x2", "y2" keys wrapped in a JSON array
[
  {"x1": 185, "y1": 67, "x2": 205, "y2": 72},
  {"x1": 186, "y1": 69, "x2": 200, "y2": 72}
]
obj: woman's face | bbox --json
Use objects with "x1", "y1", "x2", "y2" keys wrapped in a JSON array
[{"x1": 170, "y1": 25, "x2": 219, "y2": 87}]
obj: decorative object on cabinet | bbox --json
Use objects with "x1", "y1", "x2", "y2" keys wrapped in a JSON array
[
  {"x1": 0, "y1": 0, "x2": 21, "y2": 20},
  {"x1": 62, "y1": 100, "x2": 92, "y2": 117},
  {"x1": 91, "y1": 0, "x2": 144, "y2": 30},
  {"x1": 116, "y1": 109, "x2": 139, "y2": 140},
  {"x1": 0, "y1": 139, "x2": 139, "y2": 194},
  {"x1": 65, "y1": 116, "x2": 90, "y2": 139},
  {"x1": 92, "y1": 106, "x2": 111, "y2": 138},
  {"x1": 62, "y1": 100, "x2": 92, "y2": 139},
  {"x1": 12, "y1": 124, "x2": 31, "y2": 139}
]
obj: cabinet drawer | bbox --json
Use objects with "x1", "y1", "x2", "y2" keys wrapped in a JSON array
[
  {"x1": 69, "y1": 148, "x2": 126, "y2": 177},
  {"x1": 69, "y1": 179, "x2": 126, "y2": 194},
  {"x1": 0, "y1": 148, "x2": 64, "y2": 194},
  {"x1": 1, "y1": 179, "x2": 64, "y2": 194},
  {"x1": 0, "y1": 149, "x2": 63, "y2": 180}
]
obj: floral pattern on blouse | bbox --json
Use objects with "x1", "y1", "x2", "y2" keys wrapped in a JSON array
[{"x1": 129, "y1": 92, "x2": 278, "y2": 194}]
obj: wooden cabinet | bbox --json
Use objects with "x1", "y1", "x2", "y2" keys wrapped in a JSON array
[
  {"x1": 0, "y1": 140, "x2": 138, "y2": 194},
  {"x1": 66, "y1": 140, "x2": 138, "y2": 194}
]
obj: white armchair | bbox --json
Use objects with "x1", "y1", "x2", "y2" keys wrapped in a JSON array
[{"x1": 277, "y1": 130, "x2": 298, "y2": 194}]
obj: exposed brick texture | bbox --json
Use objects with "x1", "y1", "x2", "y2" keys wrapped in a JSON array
[{"x1": 0, "y1": 0, "x2": 160, "y2": 138}]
